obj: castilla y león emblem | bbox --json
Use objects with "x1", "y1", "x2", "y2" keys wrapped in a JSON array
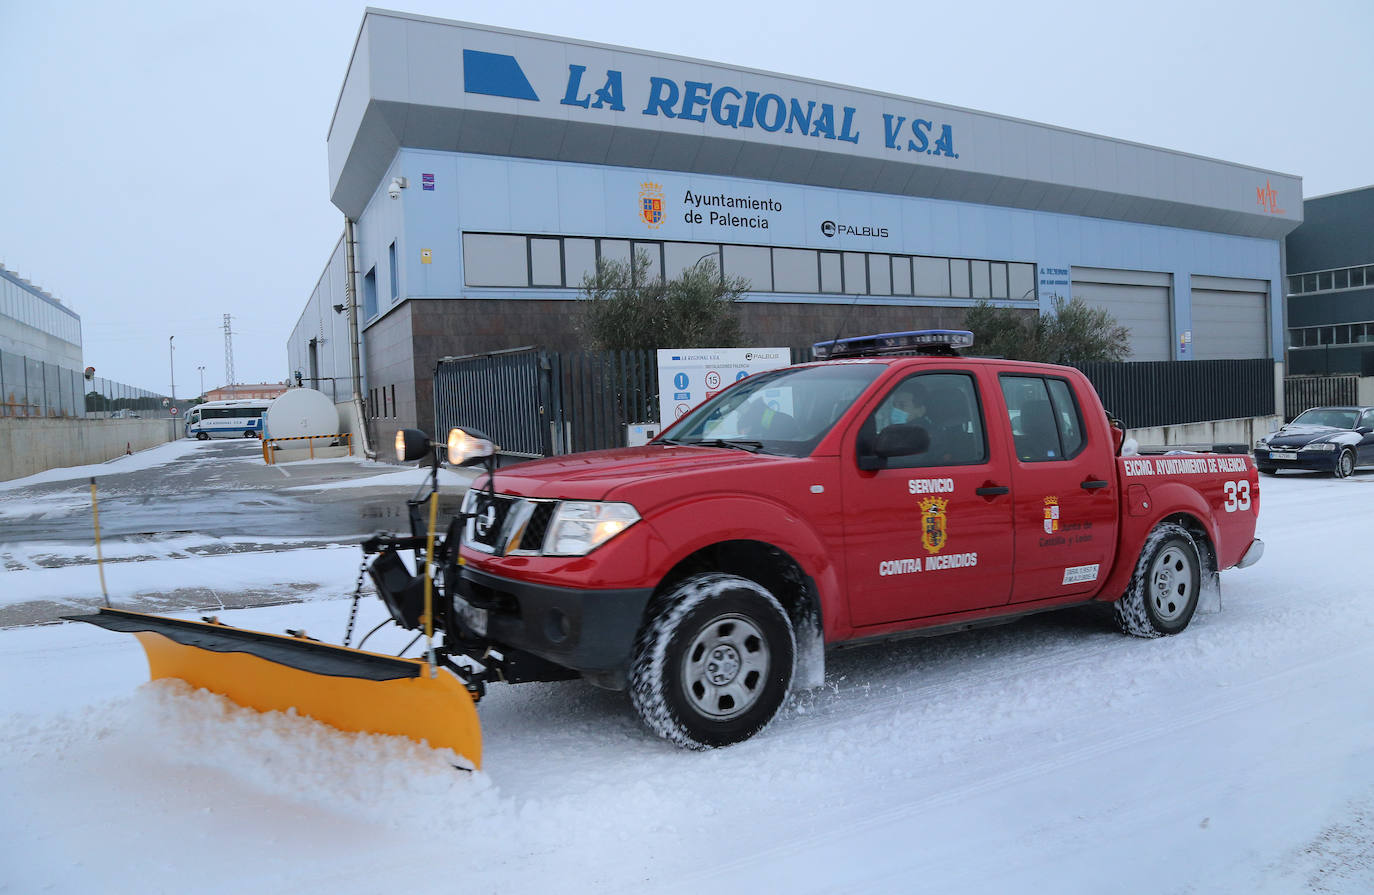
[
  {"x1": 919, "y1": 497, "x2": 948, "y2": 554},
  {"x1": 1043, "y1": 495, "x2": 1060, "y2": 534},
  {"x1": 639, "y1": 181, "x2": 664, "y2": 229}
]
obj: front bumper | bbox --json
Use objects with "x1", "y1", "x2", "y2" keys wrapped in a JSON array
[
  {"x1": 453, "y1": 565, "x2": 654, "y2": 685},
  {"x1": 1253, "y1": 448, "x2": 1339, "y2": 472}
]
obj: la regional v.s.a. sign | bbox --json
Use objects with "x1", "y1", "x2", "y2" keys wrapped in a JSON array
[{"x1": 460, "y1": 49, "x2": 961, "y2": 161}]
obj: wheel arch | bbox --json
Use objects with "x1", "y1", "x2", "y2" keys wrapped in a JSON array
[
  {"x1": 1145, "y1": 512, "x2": 1220, "y2": 616},
  {"x1": 648, "y1": 540, "x2": 826, "y2": 690}
]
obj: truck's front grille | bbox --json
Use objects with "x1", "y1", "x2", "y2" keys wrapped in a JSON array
[
  {"x1": 518, "y1": 503, "x2": 557, "y2": 551},
  {"x1": 463, "y1": 491, "x2": 558, "y2": 555}
]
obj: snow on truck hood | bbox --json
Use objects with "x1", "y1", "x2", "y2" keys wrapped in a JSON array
[{"x1": 480, "y1": 444, "x2": 786, "y2": 501}]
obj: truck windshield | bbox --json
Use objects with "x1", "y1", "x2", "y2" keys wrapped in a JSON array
[{"x1": 661, "y1": 363, "x2": 883, "y2": 457}]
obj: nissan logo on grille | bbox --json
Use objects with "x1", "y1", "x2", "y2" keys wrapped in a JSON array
[{"x1": 475, "y1": 504, "x2": 497, "y2": 537}]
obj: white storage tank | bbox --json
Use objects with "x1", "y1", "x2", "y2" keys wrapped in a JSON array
[{"x1": 263, "y1": 388, "x2": 339, "y2": 440}]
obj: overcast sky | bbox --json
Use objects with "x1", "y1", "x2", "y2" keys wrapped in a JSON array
[{"x1": 1, "y1": 0, "x2": 1369, "y2": 396}]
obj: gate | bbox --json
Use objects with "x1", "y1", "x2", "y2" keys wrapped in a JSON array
[
  {"x1": 1283, "y1": 375, "x2": 1359, "y2": 421},
  {"x1": 433, "y1": 347, "x2": 558, "y2": 459},
  {"x1": 434, "y1": 348, "x2": 662, "y2": 459}
]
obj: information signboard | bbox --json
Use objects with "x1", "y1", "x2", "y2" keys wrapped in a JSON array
[{"x1": 655, "y1": 347, "x2": 790, "y2": 428}]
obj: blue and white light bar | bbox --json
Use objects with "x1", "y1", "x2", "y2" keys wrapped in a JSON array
[{"x1": 812, "y1": 329, "x2": 976, "y2": 360}]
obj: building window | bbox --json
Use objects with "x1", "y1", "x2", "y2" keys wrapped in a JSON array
[
  {"x1": 949, "y1": 259, "x2": 971, "y2": 298},
  {"x1": 892, "y1": 257, "x2": 912, "y2": 296},
  {"x1": 388, "y1": 241, "x2": 399, "y2": 302},
  {"x1": 631, "y1": 243, "x2": 662, "y2": 285},
  {"x1": 390, "y1": 384, "x2": 396, "y2": 419},
  {"x1": 818, "y1": 251, "x2": 842, "y2": 293},
  {"x1": 722, "y1": 245, "x2": 772, "y2": 291},
  {"x1": 463, "y1": 234, "x2": 528, "y2": 286},
  {"x1": 842, "y1": 253, "x2": 866, "y2": 295},
  {"x1": 868, "y1": 255, "x2": 891, "y2": 296},
  {"x1": 1009, "y1": 263, "x2": 1036, "y2": 301},
  {"x1": 773, "y1": 248, "x2": 819, "y2": 293},
  {"x1": 914, "y1": 257, "x2": 951, "y2": 297},
  {"x1": 598, "y1": 239, "x2": 631, "y2": 269},
  {"x1": 563, "y1": 238, "x2": 597, "y2": 287},
  {"x1": 455, "y1": 231, "x2": 1038, "y2": 304},
  {"x1": 363, "y1": 268, "x2": 378, "y2": 319},
  {"x1": 664, "y1": 242, "x2": 720, "y2": 281},
  {"x1": 529, "y1": 237, "x2": 563, "y2": 286}
]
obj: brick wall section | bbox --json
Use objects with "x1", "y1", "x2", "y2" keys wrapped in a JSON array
[{"x1": 367, "y1": 297, "x2": 1029, "y2": 433}]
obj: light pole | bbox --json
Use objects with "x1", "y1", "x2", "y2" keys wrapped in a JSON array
[
  {"x1": 197, "y1": 365, "x2": 205, "y2": 400},
  {"x1": 168, "y1": 336, "x2": 176, "y2": 406}
]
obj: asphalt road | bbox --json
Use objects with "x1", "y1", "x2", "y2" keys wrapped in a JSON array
[{"x1": 0, "y1": 438, "x2": 473, "y2": 626}]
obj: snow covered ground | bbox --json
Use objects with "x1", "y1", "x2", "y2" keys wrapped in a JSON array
[{"x1": 2, "y1": 471, "x2": 1372, "y2": 894}]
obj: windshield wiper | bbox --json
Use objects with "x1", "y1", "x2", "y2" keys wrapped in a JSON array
[{"x1": 679, "y1": 438, "x2": 765, "y2": 452}]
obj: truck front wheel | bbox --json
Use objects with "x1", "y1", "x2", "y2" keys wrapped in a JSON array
[
  {"x1": 629, "y1": 573, "x2": 795, "y2": 749},
  {"x1": 1114, "y1": 522, "x2": 1201, "y2": 638}
]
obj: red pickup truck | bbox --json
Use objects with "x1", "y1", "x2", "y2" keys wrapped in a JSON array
[{"x1": 451, "y1": 331, "x2": 1263, "y2": 749}]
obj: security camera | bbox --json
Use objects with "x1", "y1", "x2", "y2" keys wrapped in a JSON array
[{"x1": 387, "y1": 176, "x2": 407, "y2": 199}]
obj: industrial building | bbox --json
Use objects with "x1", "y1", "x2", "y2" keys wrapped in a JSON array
[
  {"x1": 1, "y1": 263, "x2": 82, "y2": 370},
  {"x1": 1284, "y1": 186, "x2": 1374, "y2": 375},
  {"x1": 290, "y1": 8, "x2": 1303, "y2": 435}
]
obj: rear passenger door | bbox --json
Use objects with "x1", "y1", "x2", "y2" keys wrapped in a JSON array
[{"x1": 998, "y1": 374, "x2": 1119, "y2": 602}]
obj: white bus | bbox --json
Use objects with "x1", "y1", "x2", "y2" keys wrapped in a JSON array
[{"x1": 185, "y1": 399, "x2": 270, "y2": 440}]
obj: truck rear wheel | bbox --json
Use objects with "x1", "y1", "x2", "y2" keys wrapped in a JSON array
[
  {"x1": 1113, "y1": 522, "x2": 1201, "y2": 638},
  {"x1": 629, "y1": 573, "x2": 795, "y2": 749}
]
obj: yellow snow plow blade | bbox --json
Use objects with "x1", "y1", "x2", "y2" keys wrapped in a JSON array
[{"x1": 68, "y1": 607, "x2": 482, "y2": 768}]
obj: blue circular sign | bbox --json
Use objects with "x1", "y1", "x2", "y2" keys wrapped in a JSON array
[
  {"x1": 735, "y1": 370, "x2": 749, "y2": 381},
  {"x1": 673, "y1": 372, "x2": 689, "y2": 390}
]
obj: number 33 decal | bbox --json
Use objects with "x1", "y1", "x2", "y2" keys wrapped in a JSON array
[{"x1": 1223, "y1": 480, "x2": 1251, "y2": 512}]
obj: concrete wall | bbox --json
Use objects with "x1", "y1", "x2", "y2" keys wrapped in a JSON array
[
  {"x1": 1360, "y1": 377, "x2": 1374, "y2": 406},
  {"x1": 0, "y1": 418, "x2": 179, "y2": 482},
  {"x1": 1128, "y1": 415, "x2": 1282, "y2": 453}
]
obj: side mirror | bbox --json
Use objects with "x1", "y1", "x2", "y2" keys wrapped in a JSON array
[
  {"x1": 1357, "y1": 426, "x2": 1373, "y2": 436},
  {"x1": 857, "y1": 424, "x2": 931, "y2": 471}
]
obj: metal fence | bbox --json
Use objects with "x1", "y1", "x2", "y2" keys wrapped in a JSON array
[
  {"x1": 0, "y1": 347, "x2": 169, "y2": 418},
  {"x1": 435, "y1": 348, "x2": 1279, "y2": 458},
  {"x1": 1283, "y1": 375, "x2": 1360, "y2": 421},
  {"x1": 1071, "y1": 358, "x2": 1275, "y2": 430},
  {"x1": 434, "y1": 347, "x2": 559, "y2": 458}
]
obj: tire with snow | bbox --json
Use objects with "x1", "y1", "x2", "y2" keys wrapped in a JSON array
[
  {"x1": 1113, "y1": 523, "x2": 1202, "y2": 638},
  {"x1": 629, "y1": 573, "x2": 795, "y2": 749},
  {"x1": 1334, "y1": 448, "x2": 1355, "y2": 479}
]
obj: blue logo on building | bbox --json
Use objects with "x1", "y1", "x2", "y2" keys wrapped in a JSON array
[{"x1": 463, "y1": 50, "x2": 539, "y2": 101}]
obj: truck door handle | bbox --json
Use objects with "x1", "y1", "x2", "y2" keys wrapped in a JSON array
[
  {"x1": 975, "y1": 485, "x2": 1010, "y2": 497},
  {"x1": 1081, "y1": 479, "x2": 1110, "y2": 490}
]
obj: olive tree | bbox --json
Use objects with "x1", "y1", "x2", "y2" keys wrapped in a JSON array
[
  {"x1": 579, "y1": 251, "x2": 748, "y2": 351},
  {"x1": 964, "y1": 296, "x2": 1131, "y2": 363}
]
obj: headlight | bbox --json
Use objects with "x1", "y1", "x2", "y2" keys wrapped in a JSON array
[
  {"x1": 544, "y1": 501, "x2": 640, "y2": 556},
  {"x1": 1254, "y1": 438, "x2": 1269, "y2": 448},
  {"x1": 1301, "y1": 442, "x2": 1336, "y2": 451}
]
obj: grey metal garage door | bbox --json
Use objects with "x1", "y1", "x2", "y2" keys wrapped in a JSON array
[
  {"x1": 1071, "y1": 267, "x2": 1172, "y2": 362},
  {"x1": 1190, "y1": 275, "x2": 1269, "y2": 359}
]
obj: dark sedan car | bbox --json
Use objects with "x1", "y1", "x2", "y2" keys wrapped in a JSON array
[{"x1": 1254, "y1": 406, "x2": 1374, "y2": 477}]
